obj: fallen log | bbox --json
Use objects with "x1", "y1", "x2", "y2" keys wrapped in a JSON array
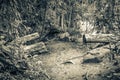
[
  {"x1": 66, "y1": 34, "x2": 118, "y2": 44},
  {"x1": 1, "y1": 32, "x2": 47, "y2": 56},
  {"x1": 0, "y1": 33, "x2": 47, "y2": 74},
  {"x1": 83, "y1": 34, "x2": 118, "y2": 43},
  {"x1": 23, "y1": 42, "x2": 48, "y2": 54},
  {"x1": 10, "y1": 32, "x2": 39, "y2": 45}
]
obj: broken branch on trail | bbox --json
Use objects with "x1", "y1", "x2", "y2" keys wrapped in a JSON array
[{"x1": 63, "y1": 45, "x2": 111, "y2": 64}]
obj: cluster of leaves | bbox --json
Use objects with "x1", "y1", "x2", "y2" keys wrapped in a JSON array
[{"x1": 95, "y1": 0, "x2": 119, "y2": 32}]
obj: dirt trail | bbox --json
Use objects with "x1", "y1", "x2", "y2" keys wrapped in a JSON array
[{"x1": 34, "y1": 41, "x2": 117, "y2": 80}]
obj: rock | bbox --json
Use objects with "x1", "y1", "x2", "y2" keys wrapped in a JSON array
[
  {"x1": 82, "y1": 57, "x2": 102, "y2": 64},
  {"x1": 58, "y1": 32, "x2": 70, "y2": 41}
]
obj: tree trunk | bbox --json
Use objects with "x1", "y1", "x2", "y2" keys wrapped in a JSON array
[
  {"x1": 58, "y1": 16, "x2": 60, "y2": 27},
  {"x1": 61, "y1": 13, "x2": 64, "y2": 31},
  {"x1": 10, "y1": 33, "x2": 39, "y2": 45},
  {"x1": 83, "y1": 34, "x2": 118, "y2": 43},
  {"x1": 23, "y1": 42, "x2": 47, "y2": 54},
  {"x1": 2, "y1": 33, "x2": 47, "y2": 55},
  {"x1": 68, "y1": 8, "x2": 72, "y2": 28}
]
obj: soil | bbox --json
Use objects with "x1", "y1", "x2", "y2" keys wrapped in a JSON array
[{"x1": 29, "y1": 40, "x2": 120, "y2": 80}]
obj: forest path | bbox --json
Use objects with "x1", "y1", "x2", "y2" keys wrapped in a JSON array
[{"x1": 37, "y1": 41, "x2": 114, "y2": 80}]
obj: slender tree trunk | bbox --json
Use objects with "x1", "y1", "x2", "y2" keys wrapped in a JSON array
[
  {"x1": 61, "y1": 13, "x2": 64, "y2": 31},
  {"x1": 58, "y1": 16, "x2": 60, "y2": 27},
  {"x1": 68, "y1": 1, "x2": 73, "y2": 28},
  {"x1": 68, "y1": 8, "x2": 72, "y2": 28}
]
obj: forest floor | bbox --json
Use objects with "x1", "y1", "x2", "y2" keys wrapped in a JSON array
[
  {"x1": 29, "y1": 40, "x2": 120, "y2": 80},
  {"x1": 1, "y1": 39, "x2": 120, "y2": 80}
]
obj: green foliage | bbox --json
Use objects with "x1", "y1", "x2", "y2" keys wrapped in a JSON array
[{"x1": 0, "y1": 0, "x2": 119, "y2": 40}]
